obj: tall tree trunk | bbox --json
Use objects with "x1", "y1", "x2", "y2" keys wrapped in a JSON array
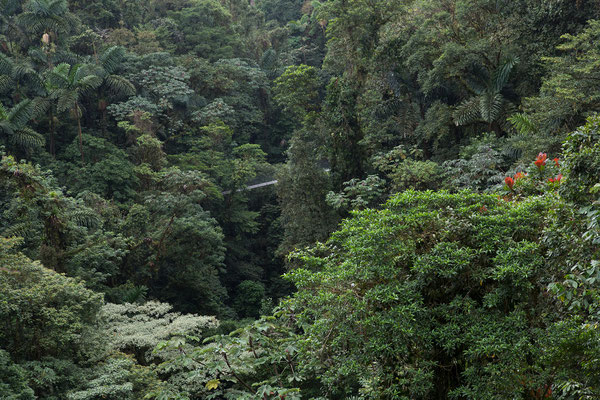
[
  {"x1": 75, "y1": 103, "x2": 84, "y2": 163},
  {"x1": 49, "y1": 109, "x2": 55, "y2": 157}
]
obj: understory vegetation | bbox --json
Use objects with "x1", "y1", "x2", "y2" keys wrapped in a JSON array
[{"x1": 2, "y1": 0, "x2": 600, "y2": 398}]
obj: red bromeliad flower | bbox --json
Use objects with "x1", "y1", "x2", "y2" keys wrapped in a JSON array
[
  {"x1": 514, "y1": 172, "x2": 525, "y2": 180},
  {"x1": 548, "y1": 174, "x2": 563, "y2": 184},
  {"x1": 534, "y1": 153, "x2": 547, "y2": 169},
  {"x1": 505, "y1": 176, "x2": 514, "y2": 190},
  {"x1": 553, "y1": 158, "x2": 560, "y2": 167}
]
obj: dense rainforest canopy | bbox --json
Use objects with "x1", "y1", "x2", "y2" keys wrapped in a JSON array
[{"x1": 2, "y1": 0, "x2": 600, "y2": 398}]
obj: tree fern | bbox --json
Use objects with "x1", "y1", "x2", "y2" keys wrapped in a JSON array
[
  {"x1": 0, "y1": 99, "x2": 45, "y2": 151},
  {"x1": 453, "y1": 57, "x2": 519, "y2": 132},
  {"x1": 46, "y1": 63, "x2": 102, "y2": 162}
]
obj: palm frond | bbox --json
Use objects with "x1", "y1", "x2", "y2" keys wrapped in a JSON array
[
  {"x1": 0, "y1": 53, "x2": 14, "y2": 76},
  {"x1": 100, "y1": 46, "x2": 126, "y2": 74},
  {"x1": 8, "y1": 100, "x2": 35, "y2": 128},
  {"x1": 31, "y1": 97, "x2": 50, "y2": 118},
  {"x1": 69, "y1": 63, "x2": 81, "y2": 83},
  {"x1": 78, "y1": 74, "x2": 102, "y2": 94},
  {"x1": 47, "y1": 0, "x2": 68, "y2": 15},
  {"x1": 479, "y1": 92, "x2": 503, "y2": 123},
  {"x1": 28, "y1": 0, "x2": 51, "y2": 15},
  {"x1": 453, "y1": 97, "x2": 480, "y2": 126},
  {"x1": 47, "y1": 63, "x2": 71, "y2": 88},
  {"x1": 12, "y1": 126, "x2": 45, "y2": 148},
  {"x1": 493, "y1": 56, "x2": 519, "y2": 93},
  {"x1": 0, "y1": 121, "x2": 15, "y2": 136},
  {"x1": 54, "y1": 88, "x2": 78, "y2": 113},
  {"x1": 27, "y1": 48, "x2": 48, "y2": 65},
  {"x1": 105, "y1": 75, "x2": 135, "y2": 97},
  {"x1": 54, "y1": 50, "x2": 79, "y2": 66},
  {"x1": 0, "y1": 75, "x2": 12, "y2": 93},
  {"x1": 13, "y1": 62, "x2": 44, "y2": 90}
]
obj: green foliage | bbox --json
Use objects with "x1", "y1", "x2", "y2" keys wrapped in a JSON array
[
  {"x1": 155, "y1": 314, "x2": 306, "y2": 399},
  {"x1": 526, "y1": 20, "x2": 600, "y2": 139},
  {"x1": 67, "y1": 355, "x2": 150, "y2": 400},
  {"x1": 3, "y1": 0, "x2": 600, "y2": 398},
  {"x1": 373, "y1": 146, "x2": 443, "y2": 193},
  {"x1": 326, "y1": 175, "x2": 387, "y2": 212},
  {"x1": 97, "y1": 301, "x2": 218, "y2": 364},
  {"x1": 273, "y1": 64, "x2": 320, "y2": 121},
  {"x1": 0, "y1": 236, "x2": 104, "y2": 361},
  {"x1": 286, "y1": 191, "x2": 555, "y2": 398},
  {"x1": 17, "y1": 0, "x2": 78, "y2": 37},
  {"x1": 276, "y1": 129, "x2": 338, "y2": 256},
  {"x1": 233, "y1": 280, "x2": 266, "y2": 319},
  {"x1": 0, "y1": 350, "x2": 35, "y2": 400},
  {"x1": 442, "y1": 136, "x2": 508, "y2": 192},
  {"x1": 170, "y1": 0, "x2": 241, "y2": 60},
  {"x1": 59, "y1": 134, "x2": 139, "y2": 202}
]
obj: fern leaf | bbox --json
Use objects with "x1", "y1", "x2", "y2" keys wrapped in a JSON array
[
  {"x1": 2, "y1": 222, "x2": 33, "y2": 238},
  {"x1": 0, "y1": 121, "x2": 14, "y2": 136},
  {"x1": 70, "y1": 209, "x2": 101, "y2": 229},
  {"x1": 507, "y1": 113, "x2": 537, "y2": 135}
]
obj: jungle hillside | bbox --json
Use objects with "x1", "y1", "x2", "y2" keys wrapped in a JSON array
[{"x1": 2, "y1": 0, "x2": 600, "y2": 399}]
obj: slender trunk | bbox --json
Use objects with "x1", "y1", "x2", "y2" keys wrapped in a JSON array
[
  {"x1": 75, "y1": 103, "x2": 84, "y2": 163},
  {"x1": 100, "y1": 87, "x2": 107, "y2": 137},
  {"x1": 102, "y1": 108, "x2": 107, "y2": 137},
  {"x1": 49, "y1": 109, "x2": 55, "y2": 157}
]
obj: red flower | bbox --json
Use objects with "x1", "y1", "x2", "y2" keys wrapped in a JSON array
[
  {"x1": 514, "y1": 172, "x2": 525, "y2": 180},
  {"x1": 505, "y1": 176, "x2": 514, "y2": 190},
  {"x1": 553, "y1": 158, "x2": 560, "y2": 167},
  {"x1": 534, "y1": 153, "x2": 547, "y2": 169},
  {"x1": 548, "y1": 174, "x2": 563, "y2": 184}
]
